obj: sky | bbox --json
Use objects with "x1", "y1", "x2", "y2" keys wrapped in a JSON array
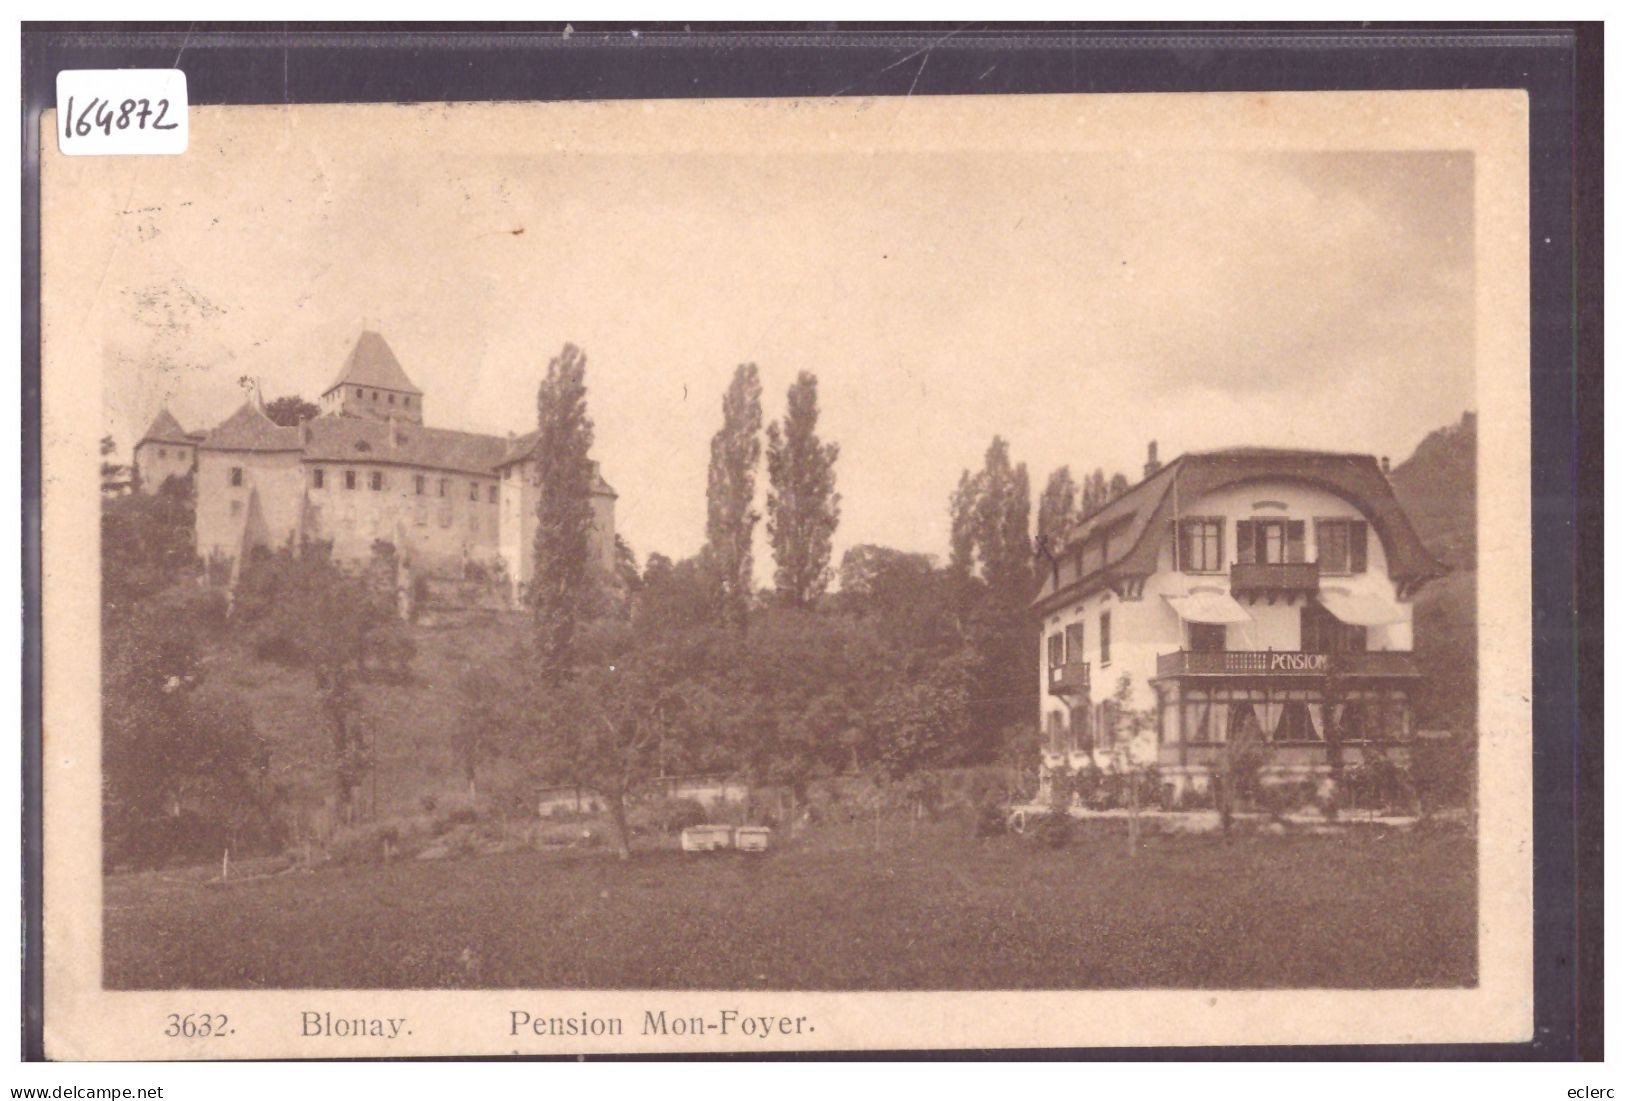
[{"x1": 81, "y1": 105, "x2": 1474, "y2": 576}]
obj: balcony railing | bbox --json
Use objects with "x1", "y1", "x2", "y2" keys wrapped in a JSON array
[
  {"x1": 1156, "y1": 649, "x2": 1420, "y2": 678},
  {"x1": 1230, "y1": 561, "x2": 1320, "y2": 598},
  {"x1": 1047, "y1": 661, "x2": 1091, "y2": 697}
]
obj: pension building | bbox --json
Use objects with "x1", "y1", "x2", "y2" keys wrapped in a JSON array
[{"x1": 1032, "y1": 444, "x2": 1447, "y2": 799}]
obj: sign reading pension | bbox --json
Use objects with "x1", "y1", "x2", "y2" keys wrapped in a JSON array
[{"x1": 1270, "y1": 652, "x2": 1330, "y2": 673}]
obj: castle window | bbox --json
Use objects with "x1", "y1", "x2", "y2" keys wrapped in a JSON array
[
  {"x1": 487, "y1": 485, "x2": 498, "y2": 504},
  {"x1": 312, "y1": 468, "x2": 325, "y2": 489},
  {"x1": 438, "y1": 479, "x2": 448, "y2": 498},
  {"x1": 345, "y1": 470, "x2": 357, "y2": 490},
  {"x1": 388, "y1": 394, "x2": 396, "y2": 405},
  {"x1": 469, "y1": 482, "x2": 478, "y2": 501},
  {"x1": 369, "y1": 471, "x2": 384, "y2": 491},
  {"x1": 229, "y1": 467, "x2": 243, "y2": 487},
  {"x1": 415, "y1": 475, "x2": 426, "y2": 495},
  {"x1": 355, "y1": 388, "x2": 363, "y2": 399}
]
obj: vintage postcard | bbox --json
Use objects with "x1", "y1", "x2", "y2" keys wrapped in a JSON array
[{"x1": 40, "y1": 89, "x2": 1532, "y2": 1058}]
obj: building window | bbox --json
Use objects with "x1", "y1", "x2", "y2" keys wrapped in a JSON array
[
  {"x1": 369, "y1": 471, "x2": 384, "y2": 491},
  {"x1": 1274, "y1": 701, "x2": 1319, "y2": 743},
  {"x1": 355, "y1": 388, "x2": 363, "y2": 399},
  {"x1": 503, "y1": 467, "x2": 511, "y2": 480},
  {"x1": 1188, "y1": 622, "x2": 1226, "y2": 652},
  {"x1": 1064, "y1": 622, "x2": 1084, "y2": 663},
  {"x1": 1315, "y1": 518, "x2": 1369, "y2": 574},
  {"x1": 1236, "y1": 518, "x2": 1305, "y2": 564},
  {"x1": 404, "y1": 397, "x2": 412, "y2": 408},
  {"x1": 415, "y1": 474, "x2": 426, "y2": 496},
  {"x1": 388, "y1": 394, "x2": 396, "y2": 405},
  {"x1": 1046, "y1": 632, "x2": 1064, "y2": 669},
  {"x1": 229, "y1": 466, "x2": 243, "y2": 487},
  {"x1": 1099, "y1": 610, "x2": 1111, "y2": 666},
  {"x1": 345, "y1": 469, "x2": 357, "y2": 490},
  {"x1": 1300, "y1": 602, "x2": 1365, "y2": 654},
  {"x1": 469, "y1": 482, "x2": 479, "y2": 501},
  {"x1": 312, "y1": 468, "x2": 325, "y2": 489},
  {"x1": 158, "y1": 447, "x2": 167, "y2": 459},
  {"x1": 438, "y1": 479, "x2": 448, "y2": 498},
  {"x1": 1176, "y1": 518, "x2": 1224, "y2": 572},
  {"x1": 487, "y1": 485, "x2": 498, "y2": 504}
]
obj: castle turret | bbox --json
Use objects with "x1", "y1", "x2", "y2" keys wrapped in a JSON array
[{"x1": 319, "y1": 330, "x2": 425, "y2": 424}]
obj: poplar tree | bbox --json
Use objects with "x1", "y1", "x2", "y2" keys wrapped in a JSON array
[
  {"x1": 531, "y1": 343, "x2": 596, "y2": 682},
  {"x1": 705, "y1": 364, "x2": 763, "y2": 629},
  {"x1": 765, "y1": 371, "x2": 841, "y2": 609},
  {"x1": 1037, "y1": 466, "x2": 1079, "y2": 549}
]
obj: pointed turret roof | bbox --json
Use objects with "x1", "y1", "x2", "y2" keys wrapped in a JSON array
[
  {"x1": 138, "y1": 407, "x2": 194, "y2": 447},
  {"x1": 198, "y1": 401, "x2": 302, "y2": 453},
  {"x1": 324, "y1": 330, "x2": 422, "y2": 397}
]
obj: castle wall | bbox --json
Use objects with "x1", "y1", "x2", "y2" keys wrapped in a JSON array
[
  {"x1": 195, "y1": 449, "x2": 305, "y2": 563},
  {"x1": 302, "y1": 461, "x2": 501, "y2": 576},
  {"x1": 498, "y1": 459, "x2": 617, "y2": 593}
]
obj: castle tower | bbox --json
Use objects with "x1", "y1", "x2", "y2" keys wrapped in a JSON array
[
  {"x1": 132, "y1": 406, "x2": 200, "y2": 492},
  {"x1": 319, "y1": 330, "x2": 425, "y2": 424}
]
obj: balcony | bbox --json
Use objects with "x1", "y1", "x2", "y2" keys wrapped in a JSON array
[
  {"x1": 1047, "y1": 661, "x2": 1091, "y2": 698},
  {"x1": 1230, "y1": 560, "x2": 1319, "y2": 601},
  {"x1": 1156, "y1": 649, "x2": 1420, "y2": 678}
]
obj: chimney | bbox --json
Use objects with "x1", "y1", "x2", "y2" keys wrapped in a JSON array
[
  {"x1": 1381, "y1": 456, "x2": 1391, "y2": 475},
  {"x1": 1143, "y1": 440, "x2": 1161, "y2": 480}
]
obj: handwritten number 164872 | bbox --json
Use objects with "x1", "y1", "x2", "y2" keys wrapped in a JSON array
[{"x1": 63, "y1": 96, "x2": 179, "y2": 139}]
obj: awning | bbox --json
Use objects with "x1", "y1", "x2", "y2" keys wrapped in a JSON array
[
  {"x1": 1317, "y1": 590, "x2": 1405, "y2": 627},
  {"x1": 1164, "y1": 590, "x2": 1253, "y2": 625}
]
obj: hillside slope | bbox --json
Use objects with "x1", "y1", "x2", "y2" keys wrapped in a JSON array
[{"x1": 1388, "y1": 412, "x2": 1477, "y2": 732}]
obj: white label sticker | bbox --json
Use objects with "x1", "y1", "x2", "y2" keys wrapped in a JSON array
[{"x1": 55, "y1": 69, "x2": 188, "y2": 156}]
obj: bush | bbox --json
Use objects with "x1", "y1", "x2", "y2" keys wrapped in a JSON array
[{"x1": 1409, "y1": 733, "x2": 1475, "y2": 814}]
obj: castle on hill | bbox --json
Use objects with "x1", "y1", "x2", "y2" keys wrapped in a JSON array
[{"x1": 132, "y1": 331, "x2": 618, "y2": 592}]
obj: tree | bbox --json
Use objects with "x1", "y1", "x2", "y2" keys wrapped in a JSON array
[
  {"x1": 1105, "y1": 674, "x2": 1158, "y2": 855},
  {"x1": 102, "y1": 585, "x2": 274, "y2": 868},
  {"x1": 705, "y1": 364, "x2": 763, "y2": 629},
  {"x1": 732, "y1": 607, "x2": 887, "y2": 810},
  {"x1": 948, "y1": 470, "x2": 979, "y2": 578},
  {"x1": 263, "y1": 395, "x2": 321, "y2": 427},
  {"x1": 530, "y1": 343, "x2": 597, "y2": 681},
  {"x1": 765, "y1": 372, "x2": 841, "y2": 609},
  {"x1": 100, "y1": 435, "x2": 132, "y2": 495},
  {"x1": 1108, "y1": 472, "x2": 1131, "y2": 499},
  {"x1": 1080, "y1": 468, "x2": 1111, "y2": 515},
  {"x1": 971, "y1": 437, "x2": 1031, "y2": 604},
  {"x1": 613, "y1": 534, "x2": 642, "y2": 594},
  {"x1": 1037, "y1": 466, "x2": 1078, "y2": 549},
  {"x1": 101, "y1": 475, "x2": 197, "y2": 609},
  {"x1": 944, "y1": 437, "x2": 1038, "y2": 761},
  {"x1": 532, "y1": 620, "x2": 730, "y2": 858},
  {"x1": 233, "y1": 544, "x2": 412, "y2": 823}
]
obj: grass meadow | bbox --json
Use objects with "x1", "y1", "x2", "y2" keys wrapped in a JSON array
[{"x1": 105, "y1": 815, "x2": 1475, "y2": 991}]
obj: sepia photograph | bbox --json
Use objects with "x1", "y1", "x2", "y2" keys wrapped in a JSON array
[{"x1": 38, "y1": 88, "x2": 1535, "y2": 1057}]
